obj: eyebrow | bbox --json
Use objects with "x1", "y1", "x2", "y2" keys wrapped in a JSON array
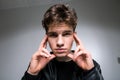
[
  {"x1": 63, "y1": 30, "x2": 73, "y2": 33},
  {"x1": 47, "y1": 32, "x2": 56, "y2": 35},
  {"x1": 47, "y1": 30, "x2": 73, "y2": 34}
]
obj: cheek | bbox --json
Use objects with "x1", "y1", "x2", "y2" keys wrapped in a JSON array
[{"x1": 65, "y1": 37, "x2": 74, "y2": 45}]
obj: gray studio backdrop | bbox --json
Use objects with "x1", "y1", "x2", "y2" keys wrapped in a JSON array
[{"x1": 0, "y1": 0, "x2": 120, "y2": 80}]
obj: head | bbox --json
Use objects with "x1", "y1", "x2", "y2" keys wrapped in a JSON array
[{"x1": 42, "y1": 4, "x2": 77, "y2": 57}]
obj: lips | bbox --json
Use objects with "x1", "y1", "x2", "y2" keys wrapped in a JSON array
[{"x1": 55, "y1": 48, "x2": 67, "y2": 53}]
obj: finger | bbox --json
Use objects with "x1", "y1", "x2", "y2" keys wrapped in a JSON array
[
  {"x1": 33, "y1": 50, "x2": 50, "y2": 58},
  {"x1": 74, "y1": 45, "x2": 80, "y2": 54},
  {"x1": 38, "y1": 35, "x2": 48, "y2": 50},
  {"x1": 83, "y1": 50, "x2": 91, "y2": 58},
  {"x1": 48, "y1": 54, "x2": 56, "y2": 60},
  {"x1": 73, "y1": 33, "x2": 80, "y2": 46},
  {"x1": 40, "y1": 52, "x2": 50, "y2": 58},
  {"x1": 75, "y1": 50, "x2": 89, "y2": 60},
  {"x1": 74, "y1": 33, "x2": 83, "y2": 46},
  {"x1": 74, "y1": 50, "x2": 83, "y2": 59},
  {"x1": 42, "y1": 48, "x2": 51, "y2": 56},
  {"x1": 67, "y1": 53, "x2": 74, "y2": 59}
]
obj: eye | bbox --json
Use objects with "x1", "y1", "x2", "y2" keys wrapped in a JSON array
[
  {"x1": 47, "y1": 32, "x2": 58, "y2": 38},
  {"x1": 62, "y1": 32, "x2": 72, "y2": 37}
]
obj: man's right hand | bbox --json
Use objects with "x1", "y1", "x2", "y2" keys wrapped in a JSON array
[{"x1": 27, "y1": 35, "x2": 56, "y2": 75}]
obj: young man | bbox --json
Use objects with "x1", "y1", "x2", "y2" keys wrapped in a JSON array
[{"x1": 22, "y1": 4, "x2": 104, "y2": 80}]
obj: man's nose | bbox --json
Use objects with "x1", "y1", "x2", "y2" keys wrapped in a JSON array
[{"x1": 57, "y1": 35, "x2": 64, "y2": 47}]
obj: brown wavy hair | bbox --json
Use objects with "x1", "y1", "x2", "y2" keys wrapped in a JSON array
[{"x1": 42, "y1": 4, "x2": 77, "y2": 33}]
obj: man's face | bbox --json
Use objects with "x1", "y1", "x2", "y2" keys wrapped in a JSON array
[{"x1": 47, "y1": 23, "x2": 74, "y2": 57}]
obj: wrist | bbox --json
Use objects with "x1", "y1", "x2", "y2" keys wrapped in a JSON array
[{"x1": 27, "y1": 68, "x2": 39, "y2": 75}]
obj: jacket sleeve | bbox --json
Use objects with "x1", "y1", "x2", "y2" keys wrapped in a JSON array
[
  {"x1": 21, "y1": 71, "x2": 39, "y2": 80},
  {"x1": 82, "y1": 60, "x2": 104, "y2": 80}
]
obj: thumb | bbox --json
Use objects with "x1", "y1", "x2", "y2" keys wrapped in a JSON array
[
  {"x1": 67, "y1": 53, "x2": 73, "y2": 59},
  {"x1": 49, "y1": 54, "x2": 56, "y2": 60}
]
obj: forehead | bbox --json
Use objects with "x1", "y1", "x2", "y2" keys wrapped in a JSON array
[{"x1": 48, "y1": 23, "x2": 73, "y2": 33}]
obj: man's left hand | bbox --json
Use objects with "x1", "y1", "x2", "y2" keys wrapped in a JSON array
[{"x1": 67, "y1": 33, "x2": 94, "y2": 71}]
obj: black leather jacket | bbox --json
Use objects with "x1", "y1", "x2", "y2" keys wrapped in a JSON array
[{"x1": 22, "y1": 59, "x2": 104, "y2": 80}]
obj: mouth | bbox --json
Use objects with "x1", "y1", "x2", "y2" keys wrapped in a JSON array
[{"x1": 55, "y1": 48, "x2": 67, "y2": 53}]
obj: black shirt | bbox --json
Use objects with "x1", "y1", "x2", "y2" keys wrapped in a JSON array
[
  {"x1": 22, "y1": 59, "x2": 104, "y2": 80},
  {"x1": 54, "y1": 59, "x2": 76, "y2": 80}
]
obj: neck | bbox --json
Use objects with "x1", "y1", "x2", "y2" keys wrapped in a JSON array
[{"x1": 56, "y1": 56, "x2": 72, "y2": 62}]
